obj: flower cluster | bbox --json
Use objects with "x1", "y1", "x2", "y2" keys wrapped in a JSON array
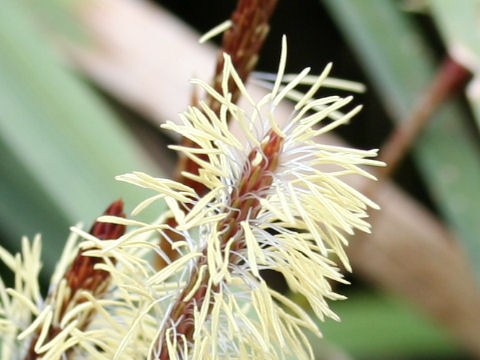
[{"x1": 0, "y1": 37, "x2": 383, "y2": 359}]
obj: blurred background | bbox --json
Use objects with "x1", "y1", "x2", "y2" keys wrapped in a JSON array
[{"x1": 1, "y1": 0, "x2": 480, "y2": 359}]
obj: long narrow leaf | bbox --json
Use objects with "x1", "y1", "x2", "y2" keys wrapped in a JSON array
[
  {"x1": 318, "y1": 292, "x2": 460, "y2": 358},
  {"x1": 0, "y1": 0, "x2": 165, "y2": 279},
  {"x1": 429, "y1": 0, "x2": 480, "y2": 130}
]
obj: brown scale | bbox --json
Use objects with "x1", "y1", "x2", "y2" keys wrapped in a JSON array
[{"x1": 24, "y1": 200, "x2": 126, "y2": 360}]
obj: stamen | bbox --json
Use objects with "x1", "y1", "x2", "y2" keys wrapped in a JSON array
[{"x1": 199, "y1": 20, "x2": 233, "y2": 44}]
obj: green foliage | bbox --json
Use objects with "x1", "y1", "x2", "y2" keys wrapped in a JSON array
[
  {"x1": 0, "y1": 0, "x2": 164, "y2": 281},
  {"x1": 321, "y1": 292, "x2": 460, "y2": 359},
  {"x1": 430, "y1": 0, "x2": 480, "y2": 144}
]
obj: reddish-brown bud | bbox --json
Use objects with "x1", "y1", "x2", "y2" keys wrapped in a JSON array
[{"x1": 64, "y1": 199, "x2": 126, "y2": 294}]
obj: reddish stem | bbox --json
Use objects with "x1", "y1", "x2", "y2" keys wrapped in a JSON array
[{"x1": 157, "y1": 131, "x2": 283, "y2": 359}]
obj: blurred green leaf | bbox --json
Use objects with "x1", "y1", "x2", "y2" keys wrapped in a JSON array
[
  {"x1": 29, "y1": 0, "x2": 86, "y2": 42},
  {"x1": 322, "y1": 0, "x2": 480, "y2": 282},
  {"x1": 430, "y1": 0, "x2": 480, "y2": 59},
  {"x1": 429, "y1": 0, "x2": 480, "y2": 130},
  {"x1": 318, "y1": 292, "x2": 460, "y2": 359},
  {"x1": 0, "y1": 0, "x2": 165, "y2": 280}
]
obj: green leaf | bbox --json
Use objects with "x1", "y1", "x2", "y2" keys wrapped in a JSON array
[
  {"x1": 318, "y1": 292, "x2": 461, "y2": 358},
  {"x1": 0, "y1": 0, "x2": 165, "y2": 281},
  {"x1": 322, "y1": 0, "x2": 480, "y2": 282},
  {"x1": 429, "y1": 0, "x2": 480, "y2": 130}
]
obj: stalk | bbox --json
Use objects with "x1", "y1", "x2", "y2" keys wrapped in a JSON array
[{"x1": 156, "y1": 130, "x2": 282, "y2": 359}]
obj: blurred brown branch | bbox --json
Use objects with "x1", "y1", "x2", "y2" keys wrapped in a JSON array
[
  {"x1": 66, "y1": 0, "x2": 480, "y2": 357},
  {"x1": 375, "y1": 57, "x2": 470, "y2": 183}
]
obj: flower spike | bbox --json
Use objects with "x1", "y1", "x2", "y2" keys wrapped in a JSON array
[
  {"x1": 0, "y1": 36, "x2": 384, "y2": 359},
  {"x1": 98, "y1": 38, "x2": 384, "y2": 359}
]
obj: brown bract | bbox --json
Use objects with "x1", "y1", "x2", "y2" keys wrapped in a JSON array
[
  {"x1": 25, "y1": 200, "x2": 126, "y2": 360},
  {"x1": 209, "y1": 0, "x2": 278, "y2": 114}
]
